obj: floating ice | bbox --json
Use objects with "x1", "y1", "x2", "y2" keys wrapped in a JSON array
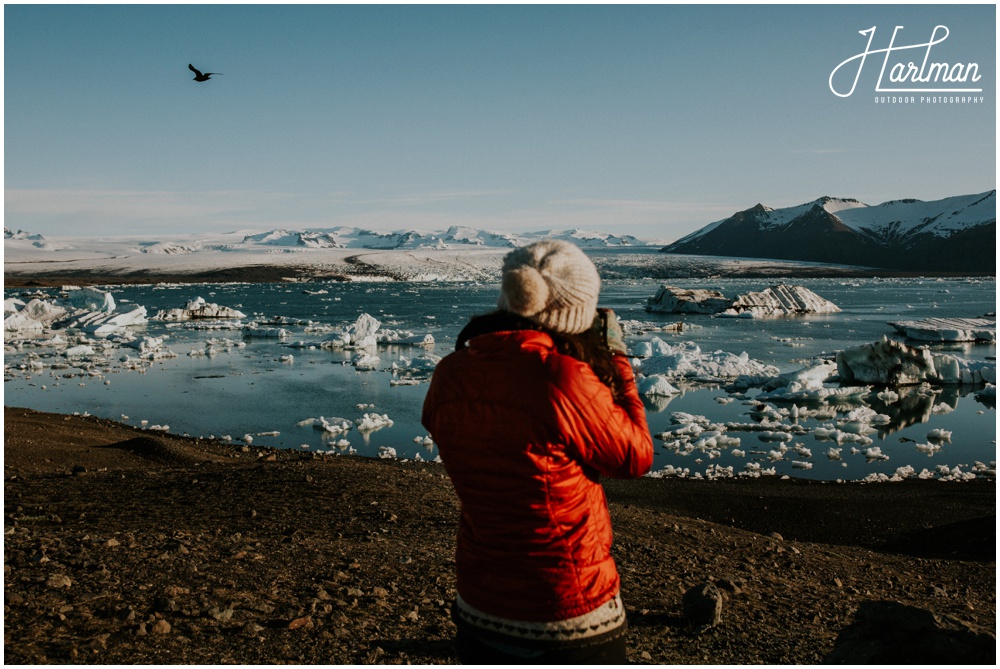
[
  {"x1": 153, "y1": 297, "x2": 246, "y2": 321},
  {"x1": 888, "y1": 317, "x2": 996, "y2": 343},
  {"x1": 299, "y1": 416, "x2": 354, "y2": 434},
  {"x1": 863, "y1": 447, "x2": 889, "y2": 461},
  {"x1": 243, "y1": 326, "x2": 291, "y2": 338},
  {"x1": 758, "y1": 431, "x2": 794, "y2": 442},
  {"x1": 124, "y1": 337, "x2": 164, "y2": 354},
  {"x1": 356, "y1": 413, "x2": 394, "y2": 432},
  {"x1": 4, "y1": 289, "x2": 146, "y2": 335},
  {"x1": 646, "y1": 283, "x2": 840, "y2": 318},
  {"x1": 351, "y1": 352, "x2": 381, "y2": 371},
  {"x1": 915, "y1": 442, "x2": 941, "y2": 456},
  {"x1": 637, "y1": 339, "x2": 779, "y2": 385},
  {"x1": 836, "y1": 336, "x2": 995, "y2": 386},
  {"x1": 636, "y1": 374, "x2": 681, "y2": 396},
  {"x1": 718, "y1": 284, "x2": 841, "y2": 318},
  {"x1": 645, "y1": 286, "x2": 731, "y2": 314}
]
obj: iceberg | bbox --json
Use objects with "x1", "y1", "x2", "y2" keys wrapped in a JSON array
[
  {"x1": 23, "y1": 299, "x2": 70, "y2": 324},
  {"x1": 153, "y1": 297, "x2": 247, "y2": 321},
  {"x1": 836, "y1": 336, "x2": 995, "y2": 386},
  {"x1": 4, "y1": 311, "x2": 45, "y2": 332},
  {"x1": 636, "y1": 374, "x2": 681, "y2": 397},
  {"x1": 65, "y1": 305, "x2": 149, "y2": 335},
  {"x1": 315, "y1": 313, "x2": 434, "y2": 351},
  {"x1": 61, "y1": 287, "x2": 116, "y2": 313},
  {"x1": 646, "y1": 286, "x2": 730, "y2": 314},
  {"x1": 646, "y1": 283, "x2": 840, "y2": 318},
  {"x1": 3, "y1": 289, "x2": 147, "y2": 335},
  {"x1": 718, "y1": 284, "x2": 841, "y2": 318},
  {"x1": 637, "y1": 338, "x2": 780, "y2": 384},
  {"x1": 888, "y1": 317, "x2": 996, "y2": 343}
]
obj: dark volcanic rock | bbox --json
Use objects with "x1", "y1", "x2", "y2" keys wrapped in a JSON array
[{"x1": 823, "y1": 600, "x2": 996, "y2": 664}]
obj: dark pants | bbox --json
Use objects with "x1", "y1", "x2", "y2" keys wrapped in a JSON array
[{"x1": 455, "y1": 625, "x2": 628, "y2": 665}]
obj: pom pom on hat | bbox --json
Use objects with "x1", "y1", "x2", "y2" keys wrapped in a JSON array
[{"x1": 497, "y1": 240, "x2": 601, "y2": 335}]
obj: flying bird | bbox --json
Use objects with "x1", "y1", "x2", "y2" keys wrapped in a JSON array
[{"x1": 188, "y1": 64, "x2": 221, "y2": 82}]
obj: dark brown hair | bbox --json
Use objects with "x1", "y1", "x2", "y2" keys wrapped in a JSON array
[{"x1": 456, "y1": 310, "x2": 629, "y2": 403}]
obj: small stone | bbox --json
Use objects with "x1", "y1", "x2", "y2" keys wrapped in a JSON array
[
  {"x1": 154, "y1": 598, "x2": 178, "y2": 613},
  {"x1": 105, "y1": 538, "x2": 120, "y2": 547},
  {"x1": 151, "y1": 619, "x2": 171, "y2": 634},
  {"x1": 208, "y1": 606, "x2": 234, "y2": 622},
  {"x1": 834, "y1": 578, "x2": 843, "y2": 589},
  {"x1": 769, "y1": 532, "x2": 784, "y2": 541},
  {"x1": 372, "y1": 586, "x2": 389, "y2": 598},
  {"x1": 47, "y1": 574, "x2": 72, "y2": 589},
  {"x1": 716, "y1": 579, "x2": 742, "y2": 596},
  {"x1": 288, "y1": 615, "x2": 313, "y2": 630},
  {"x1": 641, "y1": 651, "x2": 652, "y2": 661},
  {"x1": 243, "y1": 622, "x2": 264, "y2": 636}
]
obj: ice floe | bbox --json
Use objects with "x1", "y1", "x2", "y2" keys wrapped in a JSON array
[
  {"x1": 836, "y1": 336, "x2": 996, "y2": 386},
  {"x1": 634, "y1": 338, "x2": 780, "y2": 386},
  {"x1": 302, "y1": 313, "x2": 434, "y2": 352},
  {"x1": 4, "y1": 287, "x2": 148, "y2": 336},
  {"x1": 646, "y1": 283, "x2": 840, "y2": 318},
  {"x1": 888, "y1": 317, "x2": 996, "y2": 343},
  {"x1": 153, "y1": 297, "x2": 247, "y2": 321}
]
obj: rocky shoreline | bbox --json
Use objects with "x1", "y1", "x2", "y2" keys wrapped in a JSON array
[{"x1": 3, "y1": 406, "x2": 995, "y2": 664}]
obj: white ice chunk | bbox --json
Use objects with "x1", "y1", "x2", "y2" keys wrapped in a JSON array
[{"x1": 636, "y1": 374, "x2": 681, "y2": 396}]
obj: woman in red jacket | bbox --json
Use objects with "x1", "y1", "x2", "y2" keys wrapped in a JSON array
[{"x1": 422, "y1": 240, "x2": 653, "y2": 664}]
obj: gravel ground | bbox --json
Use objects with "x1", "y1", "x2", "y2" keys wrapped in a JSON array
[{"x1": 3, "y1": 406, "x2": 995, "y2": 664}]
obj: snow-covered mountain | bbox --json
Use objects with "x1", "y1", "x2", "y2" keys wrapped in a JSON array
[
  {"x1": 240, "y1": 225, "x2": 651, "y2": 250},
  {"x1": 662, "y1": 191, "x2": 996, "y2": 272}
]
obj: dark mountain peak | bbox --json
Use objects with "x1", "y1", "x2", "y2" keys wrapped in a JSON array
[{"x1": 661, "y1": 191, "x2": 994, "y2": 273}]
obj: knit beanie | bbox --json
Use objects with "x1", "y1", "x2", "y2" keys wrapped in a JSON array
[{"x1": 497, "y1": 240, "x2": 601, "y2": 335}]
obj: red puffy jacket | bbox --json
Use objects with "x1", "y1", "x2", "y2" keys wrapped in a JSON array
[{"x1": 421, "y1": 329, "x2": 653, "y2": 622}]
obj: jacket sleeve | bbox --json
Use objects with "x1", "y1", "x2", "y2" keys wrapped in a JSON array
[{"x1": 553, "y1": 354, "x2": 653, "y2": 479}]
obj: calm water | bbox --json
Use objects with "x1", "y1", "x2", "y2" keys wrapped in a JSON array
[{"x1": 4, "y1": 272, "x2": 996, "y2": 481}]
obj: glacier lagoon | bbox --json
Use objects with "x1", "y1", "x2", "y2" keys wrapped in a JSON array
[{"x1": 4, "y1": 272, "x2": 995, "y2": 482}]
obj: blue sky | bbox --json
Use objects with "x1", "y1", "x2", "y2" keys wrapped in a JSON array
[{"x1": 4, "y1": 4, "x2": 996, "y2": 241}]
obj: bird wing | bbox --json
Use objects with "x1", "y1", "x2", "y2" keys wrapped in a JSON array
[{"x1": 188, "y1": 64, "x2": 204, "y2": 76}]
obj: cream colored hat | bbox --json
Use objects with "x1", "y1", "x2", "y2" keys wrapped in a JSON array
[{"x1": 497, "y1": 240, "x2": 601, "y2": 335}]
